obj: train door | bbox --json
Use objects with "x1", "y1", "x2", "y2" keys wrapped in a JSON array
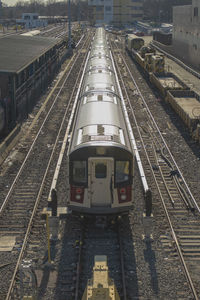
[{"x1": 89, "y1": 158, "x2": 114, "y2": 207}]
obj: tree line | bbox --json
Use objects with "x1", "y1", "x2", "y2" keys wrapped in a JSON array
[
  {"x1": 1, "y1": 0, "x2": 192, "y2": 23},
  {"x1": 1, "y1": 0, "x2": 88, "y2": 20}
]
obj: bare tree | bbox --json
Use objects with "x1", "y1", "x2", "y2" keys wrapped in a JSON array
[{"x1": 2, "y1": 0, "x2": 89, "y2": 20}]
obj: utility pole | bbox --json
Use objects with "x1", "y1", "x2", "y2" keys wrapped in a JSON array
[
  {"x1": 78, "y1": 0, "x2": 80, "y2": 26},
  {"x1": 68, "y1": 0, "x2": 71, "y2": 50}
]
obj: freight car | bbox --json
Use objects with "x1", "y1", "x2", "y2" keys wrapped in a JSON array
[
  {"x1": 126, "y1": 39, "x2": 189, "y2": 96},
  {"x1": 67, "y1": 27, "x2": 134, "y2": 215},
  {"x1": 166, "y1": 90, "x2": 200, "y2": 132},
  {"x1": 150, "y1": 72, "x2": 189, "y2": 97},
  {"x1": 127, "y1": 41, "x2": 165, "y2": 75},
  {"x1": 153, "y1": 31, "x2": 172, "y2": 46},
  {"x1": 125, "y1": 34, "x2": 144, "y2": 51},
  {"x1": 126, "y1": 36, "x2": 200, "y2": 143}
]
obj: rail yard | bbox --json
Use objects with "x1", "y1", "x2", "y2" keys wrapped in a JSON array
[{"x1": 0, "y1": 24, "x2": 200, "y2": 300}]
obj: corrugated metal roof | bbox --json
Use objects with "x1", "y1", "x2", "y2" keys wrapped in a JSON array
[{"x1": 0, "y1": 35, "x2": 59, "y2": 74}]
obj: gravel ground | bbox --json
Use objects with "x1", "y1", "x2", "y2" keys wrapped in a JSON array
[{"x1": 1, "y1": 31, "x2": 200, "y2": 300}]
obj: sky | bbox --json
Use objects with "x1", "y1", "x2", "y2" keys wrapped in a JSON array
[{"x1": 3, "y1": 0, "x2": 23, "y2": 6}]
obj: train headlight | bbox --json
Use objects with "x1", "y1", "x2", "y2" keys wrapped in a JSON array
[
  {"x1": 75, "y1": 194, "x2": 81, "y2": 200},
  {"x1": 121, "y1": 195, "x2": 127, "y2": 201}
]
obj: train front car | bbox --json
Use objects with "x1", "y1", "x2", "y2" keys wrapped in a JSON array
[{"x1": 67, "y1": 27, "x2": 134, "y2": 215}]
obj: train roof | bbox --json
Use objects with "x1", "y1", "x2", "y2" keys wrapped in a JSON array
[
  {"x1": 127, "y1": 34, "x2": 144, "y2": 41},
  {"x1": 69, "y1": 100, "x2": 131, "y2": 152},
  {"x1": 0, "y1": 35, "x2": 59, "y2": 74},
  {"x1": 69, "y1": 27, "x2": 132, "y2": 154}
]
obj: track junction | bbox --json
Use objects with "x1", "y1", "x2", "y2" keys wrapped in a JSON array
[{"x1": 0, "y1": 28, "x2": 200, "y2": 300}]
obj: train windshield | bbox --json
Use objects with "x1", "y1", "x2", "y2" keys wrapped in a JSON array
[
  {"x1": 95, "y1": 163, "x2": 107, "y2": 178},
  {"x1": 72, "y1": 161, "x2": 87, "y2": 184},
  {"x1": 115, "y1": 161, "x2": 130, "y2": 184}
]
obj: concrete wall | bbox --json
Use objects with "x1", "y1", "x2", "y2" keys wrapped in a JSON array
[{"x1": 173, "y1": 0, "x2": 200, "y2": 69}]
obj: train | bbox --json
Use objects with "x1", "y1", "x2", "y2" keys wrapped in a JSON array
[
  {"x1": 125, "y1": 34, "x2": 144, "y2": 51},
  {"x1": 67, "y1": 27, "x2": 134, "y2": 215},
  {"x1": 126, "y1": 34, "x2": 200, "y2": 143},
  {"x1": 126, "y1": 34, "x2": 165, "y2": 74}
]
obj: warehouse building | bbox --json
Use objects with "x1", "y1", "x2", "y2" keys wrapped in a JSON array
[
  {"x1": 88, "y1": 0, "x2": 143, "y2": 27},
  {"x1": 173, "y1": 0, "x2": 200, "y2": 69},
  {"x1": 0, "y1": 35, "x2": 65, "y2": 135}
]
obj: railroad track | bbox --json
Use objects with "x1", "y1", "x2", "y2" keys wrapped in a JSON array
[
  {"x1": 40, "y1": 25, "x2": 67, "y2": 39},
  {"x1": 75, "y1": 217, "x2": 127, "y2": 300},
  {"x1": 0, "y1": 31, "x2": 93, "y2": 300},
  {"x1": 50, "y1": 215, "x2": 132, "y2": 300},
  {"x1": 110, "y1": 37, "x2": 200, "y2": 299}
]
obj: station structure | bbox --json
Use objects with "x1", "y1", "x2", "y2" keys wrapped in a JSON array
[{"x1": 0, "y1": 35, "x2": 66, "y2": 131}]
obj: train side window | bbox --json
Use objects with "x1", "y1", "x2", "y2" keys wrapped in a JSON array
[
  {"x1": 72, "y1": 161, "x2": 87, "y2": 183},
  {"x1": 115, "y1": 161, "x2": 130, "y2": 184},
  {"x1": 95, "y1": 163, "x2": 107, "y2": 178}
]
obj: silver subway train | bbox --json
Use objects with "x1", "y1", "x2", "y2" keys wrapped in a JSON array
[{"x1": 67, "y1": 27, "x2": 134, "y2": 215}]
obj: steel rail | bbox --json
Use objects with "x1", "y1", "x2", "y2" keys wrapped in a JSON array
[
  {"x1": 110, "y1": 48, "x2": 152, "y2": 216},
  {"x1": 122, "y1": 48, "x2": 200, "y2": 214},
  {"x1": 5, "y1": 35, "x2": 92, "y2": 300},
  {"x1": 118, "y1": 220, "x2": 127, "y2": 300},
  {"x1": 74, "y1": 229, "x2": 84, "y2": 300},
  {"x1": 111, "y1": 40, "x2": 199, "y2": 300},
  {"x1": 112, "y1": 39, "x2": 190, "y2": 212}
]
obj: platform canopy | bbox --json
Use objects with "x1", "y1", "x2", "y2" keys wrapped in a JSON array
[{"x1": 0, "y1": 35, "x2": 60, "y2": 74}]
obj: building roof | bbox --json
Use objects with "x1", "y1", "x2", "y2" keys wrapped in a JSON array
[{"x1": 0, "y1": 35, "x2": 59, "y2": 74}]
